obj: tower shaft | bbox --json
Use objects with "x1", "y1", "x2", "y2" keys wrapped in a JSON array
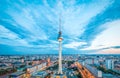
[{"x1": 58, "y1": 40, "x2": 63, "y2": 74}]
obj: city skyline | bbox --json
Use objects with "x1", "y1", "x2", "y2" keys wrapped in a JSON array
[{"x1": 0, "y1": 0, "x2": 120, "y2": 54}]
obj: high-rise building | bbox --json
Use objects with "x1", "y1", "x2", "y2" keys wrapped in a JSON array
[
  {"x1": 106, "y1": 59, "x2": 114, "y2": 69},
  {"x1": 85, "y1": 59, "x2": 93, "y2": 64}
]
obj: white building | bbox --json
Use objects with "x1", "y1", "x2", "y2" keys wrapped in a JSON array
[
  {"x1": 27, "y1": 62, "x2": 47, "y2": 74},
  {"x1": 106, "y1": 59, "x2": 114, "y2": 69},
  {"x1": 85, "y1": 59, "x2": 93, "y2": 64},
  {"x1": 98, "y1": 71, "x2": 102, "y2": 78}
]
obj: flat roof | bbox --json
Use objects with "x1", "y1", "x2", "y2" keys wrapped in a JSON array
[{"x1": 9, "y1": 71, "x2": 25, "y2": 76}]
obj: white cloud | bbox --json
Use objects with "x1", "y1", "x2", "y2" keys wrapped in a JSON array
[
  {"x1": 0, "y1": 25, "x2": 18, "y2": 39},
  {"x1": 0, "y1": 25, "x2": 58, "y2": 48},
  {"x1": 61, "y1": 0, "x2": 112, "y2": 38},
  {"x1": 64, "y1": 41, "x2": 87, "y2": 49},
  {"x1": 0, "y1": 25, "x2": 29, "y2": 46},
  {"x1": 4, "y1": 0, "x2": 112, "y2": 40},
  {"x1": 0, "y1": 0, "x2": 115, "y2": 54},
  {"x1": 97, "y1": 48, "x2": 120, "y2": 54},
  {"x1": 6, "y1": 4, "x2": 48, "y2": 40},
  {"x1": 82, "y1": 20, "x2": 120, "y2": 50}
]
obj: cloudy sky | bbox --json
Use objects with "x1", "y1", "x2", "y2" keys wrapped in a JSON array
[{"x1": 0, "y1": 0, "x2": 120, "y2": 55}]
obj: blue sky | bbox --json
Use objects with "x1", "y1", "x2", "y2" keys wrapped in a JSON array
[{"x1": 0, "y1": 0, "x2": 120, "y2": 55}]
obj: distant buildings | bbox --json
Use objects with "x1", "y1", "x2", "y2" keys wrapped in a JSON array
[
  {"x1": 26, "y1": 62, "x2": 47, "y2": 74},
  {"x1": 8, "y1": 62, "x2": 47, "y2": 78},
  {"x1": 84, "y1": 58, "x2": 99, "y2": 65},
  {"x1": 0, "y1": 55, "x2": 120, "y2": 78},
  {"x1": 85, "y1": 59, "x2": 93, "y2": 64}
]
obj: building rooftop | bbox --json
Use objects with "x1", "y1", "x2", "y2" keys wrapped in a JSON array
[{"x1": 9, "y1": 71, "x2": 25, "y2": 76}]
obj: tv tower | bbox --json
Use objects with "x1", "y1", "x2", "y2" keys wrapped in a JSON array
[{"x1": 58, "y1": 14, "x2": 63, "y2": 75}]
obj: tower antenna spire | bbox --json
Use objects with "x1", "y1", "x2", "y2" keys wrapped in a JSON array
[
  {"x1": 59, "y1": 13, "x2": 61, "y2": 32},
  {"x1": 58, "y1": 13, "x2": 62, "y2": 39}
]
